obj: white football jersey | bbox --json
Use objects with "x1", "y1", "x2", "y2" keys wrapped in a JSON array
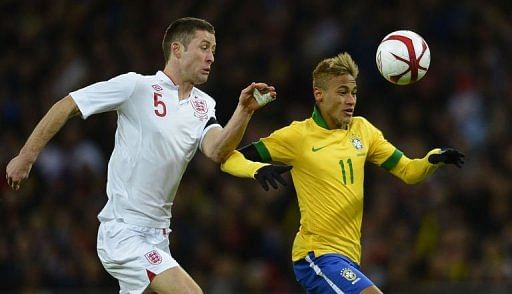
[{"x1": 70, "y1": 71, "x2": 221, "y2": 228}]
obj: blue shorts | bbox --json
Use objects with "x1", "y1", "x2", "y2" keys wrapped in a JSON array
[{"x1": 293, "y1": 252, "x2": 374, "y2": 294}]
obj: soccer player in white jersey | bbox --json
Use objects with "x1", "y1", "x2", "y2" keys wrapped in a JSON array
[{"x1": 5, "y1": 17, "x2": 277, "y2": 293}]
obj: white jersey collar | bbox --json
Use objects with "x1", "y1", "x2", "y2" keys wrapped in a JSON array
[{"x1": 156, "y1": 70, "x2": 179, "y2": 89}]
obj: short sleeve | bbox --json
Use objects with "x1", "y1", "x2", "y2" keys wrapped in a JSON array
[
  {"x1": 259, "y1": 122, "x2": 302, "y2": 164},
  {"x1": 198, "y1": 98, "x2": 221, "y2": 151},
  {"x1": 364, "y1": 119, "x2": 402, "y2": 168},
  {"x1": 70, "y1": 72, "x2": 139, "y2": 119}
]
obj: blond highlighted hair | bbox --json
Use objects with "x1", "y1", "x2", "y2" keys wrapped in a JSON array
[{"x1": 313, "y1": 52, "x2": 359, "y2": 89}]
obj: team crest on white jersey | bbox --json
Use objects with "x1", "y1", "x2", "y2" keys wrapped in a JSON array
[
  {"x1": 152, "y1": 84, "x2": 163, "y2": 91},
  {"x1": 144, "y1": 250, "x2": 162, "y2": 265},
  {"x1": 351, "y1": 136, "x2": 364, "y2": 150},
  {"x1": 191, "y1": 97, "x2": 208, "y2": 120}
]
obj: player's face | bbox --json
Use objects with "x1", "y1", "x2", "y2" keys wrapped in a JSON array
[
  {"x1": 316, "y1": 74, "x2": 357, "y2": 129},
  {"x1": 180, "y1": 30, "x2": 216, "y2": 85}
]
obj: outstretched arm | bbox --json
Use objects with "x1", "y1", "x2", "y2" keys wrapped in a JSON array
[
  {"x1": 6, "y1": 95, "x2": 81, "y2": 190},
  {"x1": 221, "y1": 147, "x2": 291, "y2": 191},
  {"x1": 389, "y1": 148, "x2": 464, "y2": 184},
  {"x1": 201, "y1": 82, "x2": 276, "y2": 163}
]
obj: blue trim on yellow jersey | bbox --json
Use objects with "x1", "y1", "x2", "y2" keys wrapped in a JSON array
[
  {"x1": 312, "y1": 106, "x2": 330, "y2": 130},
  {"x1": 253, "y1": 141, "x2": 272, "y2": 162},
  {"x1": 380, "y1": 149, "x2": 404, "y2": 170}
]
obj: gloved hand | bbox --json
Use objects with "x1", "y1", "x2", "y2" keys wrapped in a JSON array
[
  {"x1": 428, "y1": 148, "x2": 465, "y2": 168},
  {"x1": 254, "y1": 165, "x2": 292, "y2": 191}
]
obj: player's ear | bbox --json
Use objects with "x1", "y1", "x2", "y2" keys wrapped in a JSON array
[
  {"x1": 313, "y1": 87, "x2": 323, "y2": 103},
  {"x1": 171, "y1": 42, "x2": 182, "y2": 58}
]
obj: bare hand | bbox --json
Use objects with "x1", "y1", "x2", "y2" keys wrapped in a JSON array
[
  {"x1": 239, "y1": 82, "x2": 277, "y2": 112},
  {"x1": 6, "y1": 155, "x2": 33, "y2": 190}
]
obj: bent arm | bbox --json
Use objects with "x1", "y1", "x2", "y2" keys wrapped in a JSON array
[
  {"x1": 389, "y1": 148, "x2": 442, "y2": 184},
  {"x1": 201, "y1": 104, "x2": 254, "y2": 163},
  {"x1": 6, "y1": 95, "x2": 80, "y2": 189},
  {"x1": 202, "y1": 82, "x2": 276, "y2": 163}
]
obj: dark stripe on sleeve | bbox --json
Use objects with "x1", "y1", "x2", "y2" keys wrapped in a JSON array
[
  {"x1": 380, "y1": 149, "x2": 403, "y2": 170},
  {"x1": 238, "y1": 141, "x2": 272, "y2": 163},
  {"x1": 204, "y1": 117, "x2": 219, "y2": 129},
  {"x1": 253, "y1": 141, "x2": 272, "y2": 163}
]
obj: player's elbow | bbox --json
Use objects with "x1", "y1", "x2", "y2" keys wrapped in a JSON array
[
  {"x1": 399, "y1": 172, "x2": 429, "y2": 184},
  {"x1": 393, "y1": 170, "x2": 424, "y2": 184},
  {"x1": 211, "y1": 153, "x2": 226, "y2": 164},
  {"x1": 204, "y1": 148, "x2": 229, "y2": 164},
  {"x1": 204, "y1": 151, "x2": 220, "y2": 163}
]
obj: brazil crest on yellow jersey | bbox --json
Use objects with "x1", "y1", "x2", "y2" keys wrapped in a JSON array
[{"x1": 253, "y1": 106, "x2": 403, "y2": 264}]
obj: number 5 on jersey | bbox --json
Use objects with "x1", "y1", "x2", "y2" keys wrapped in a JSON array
[{"x1": 153, "y1": 92, "x2": 167, "y2": 117}]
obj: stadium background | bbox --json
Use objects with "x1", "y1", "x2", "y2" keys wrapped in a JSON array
[{"x1": 1, "y1": 0, "x2": 511, "y2": 293}]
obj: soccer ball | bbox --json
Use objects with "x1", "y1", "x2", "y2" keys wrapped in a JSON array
[{"x1": 376, "y1": 30, "x2": 430, "y2": 85}]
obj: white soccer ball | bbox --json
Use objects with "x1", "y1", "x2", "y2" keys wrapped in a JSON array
[{"x1": 376, "y1": 30, "x2": 430, "y2": 85}]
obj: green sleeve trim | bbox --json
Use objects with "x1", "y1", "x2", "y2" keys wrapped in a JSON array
[
  {"x1": 253, "y1": 141, "x2": 272, "y2": 163},
  {"x1": 381, "y1": 149, "x2": 403, "y2": 170}
]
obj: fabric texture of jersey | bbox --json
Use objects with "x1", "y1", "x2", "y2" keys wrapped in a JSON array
[
  {"x1": 293, "y1": 252, "x2": 374, "y2": 294},
  {"x1": 97, "y1": 220, "x2": 179, "y2": 293},
  {"x1": 255, "y1": 107, "x2": 402, "y2": 264},
  {"x1": 70, "y1": 71, "x2": 221, "y2": 228}
]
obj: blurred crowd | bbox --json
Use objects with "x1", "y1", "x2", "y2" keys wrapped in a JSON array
[{"x1": 1, "y1": 0, "x2": 512, "y2": 293}]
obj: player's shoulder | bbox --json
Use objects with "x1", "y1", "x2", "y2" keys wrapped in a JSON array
[
  {"x1": 136, "y1": 71, "x2": 163, "y2": 84},
  {"x1": 119, "y1": 71, "x2": 145, "y2": 79},
  {"x1": 292, "y1": 118, "x2": 309, "y2": 127},
  {"x1": 108, "y1": 71, "x2": 143, "y2": 82},
  {"x1": 350, "y1": 116, "x2": 382, "y2": 134},
  {"x1": 279, "y1": 118, "x2": 309, "y2": 135},
  {"x1": 286, "y1": 118, "x2": 310, "y2": 131},
  {"x1": 351, "y1": 116, "x2": 375, "y2": 127},
  {"x1": 105, "y1": 72, "x2": 147, "y2": 89},
  {"x1": 266, "y1": 119, "x2": 306, "y2": 138}
]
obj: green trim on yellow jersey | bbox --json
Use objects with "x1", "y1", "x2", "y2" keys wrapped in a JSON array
[
  {"x1": 254, "y1": 140, "x2": 272, "y2": 162},
  {"x1": 380, "y1": 149, "x2": 404, "y2": 170},
  {"x1": 312, "y1": 105, "x2": 329, "y2": 129}
]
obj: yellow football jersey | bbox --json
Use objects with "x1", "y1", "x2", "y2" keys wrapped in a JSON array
[{"x1": 254, "y1": 107, "x2": 403, "y2": 264}]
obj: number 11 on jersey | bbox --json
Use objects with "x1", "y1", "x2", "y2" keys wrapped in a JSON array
[{"x1": 339, "y1": 159, "x2": 354, "y2": 185}]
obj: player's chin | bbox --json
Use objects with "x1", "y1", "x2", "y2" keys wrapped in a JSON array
[
  {"x1": 340, "y1": 113, "x2": 352, "y2": 122},
  {"x1": 194, "y1": 75, "x2": 209, "y2": 85},
  {"x1": 341, "y1": 116, "x2": 352, "y2": 126}
]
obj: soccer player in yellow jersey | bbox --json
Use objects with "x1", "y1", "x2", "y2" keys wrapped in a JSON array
[{"x1": 220, "y1": 52, "x2": 464, "y2": 293}]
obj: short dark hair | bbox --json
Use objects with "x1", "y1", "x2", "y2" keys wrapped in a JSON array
[{"x1": 162, "y1": 17, "x2": 215, "y2": 63}]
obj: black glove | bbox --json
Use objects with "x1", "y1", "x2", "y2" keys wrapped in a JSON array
[
  {"x1": 254, "y1": 165, "x2": 292, "y2": 191},
  {"x1": 428, "y1": 148, "x2": 465, "y2": 168}
]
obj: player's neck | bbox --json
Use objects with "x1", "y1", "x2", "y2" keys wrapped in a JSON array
[
  {"x1": 316, "y1": 107, "x2": 338, "y2": 130},
  {"x1": 163, "y1": 66, "x2": 193, "y2": 100}
]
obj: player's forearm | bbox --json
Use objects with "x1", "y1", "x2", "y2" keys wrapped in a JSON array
[
  {"x1": 389, "y1": 149, "x2": 442, "y2": 184},
  {"x1": 221, "y1": 150, "x2": 269, "y2": 178},
  {"x1": 210, "y1": 104, "x2": 254, "y2": 162},
  {"x1": 19, "y1": 96, "x2": 80, "y2": 162}
]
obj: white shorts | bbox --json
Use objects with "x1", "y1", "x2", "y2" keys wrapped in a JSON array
[{"x1": 97, "y1": 220, "x2": 179, "y2": 293}]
